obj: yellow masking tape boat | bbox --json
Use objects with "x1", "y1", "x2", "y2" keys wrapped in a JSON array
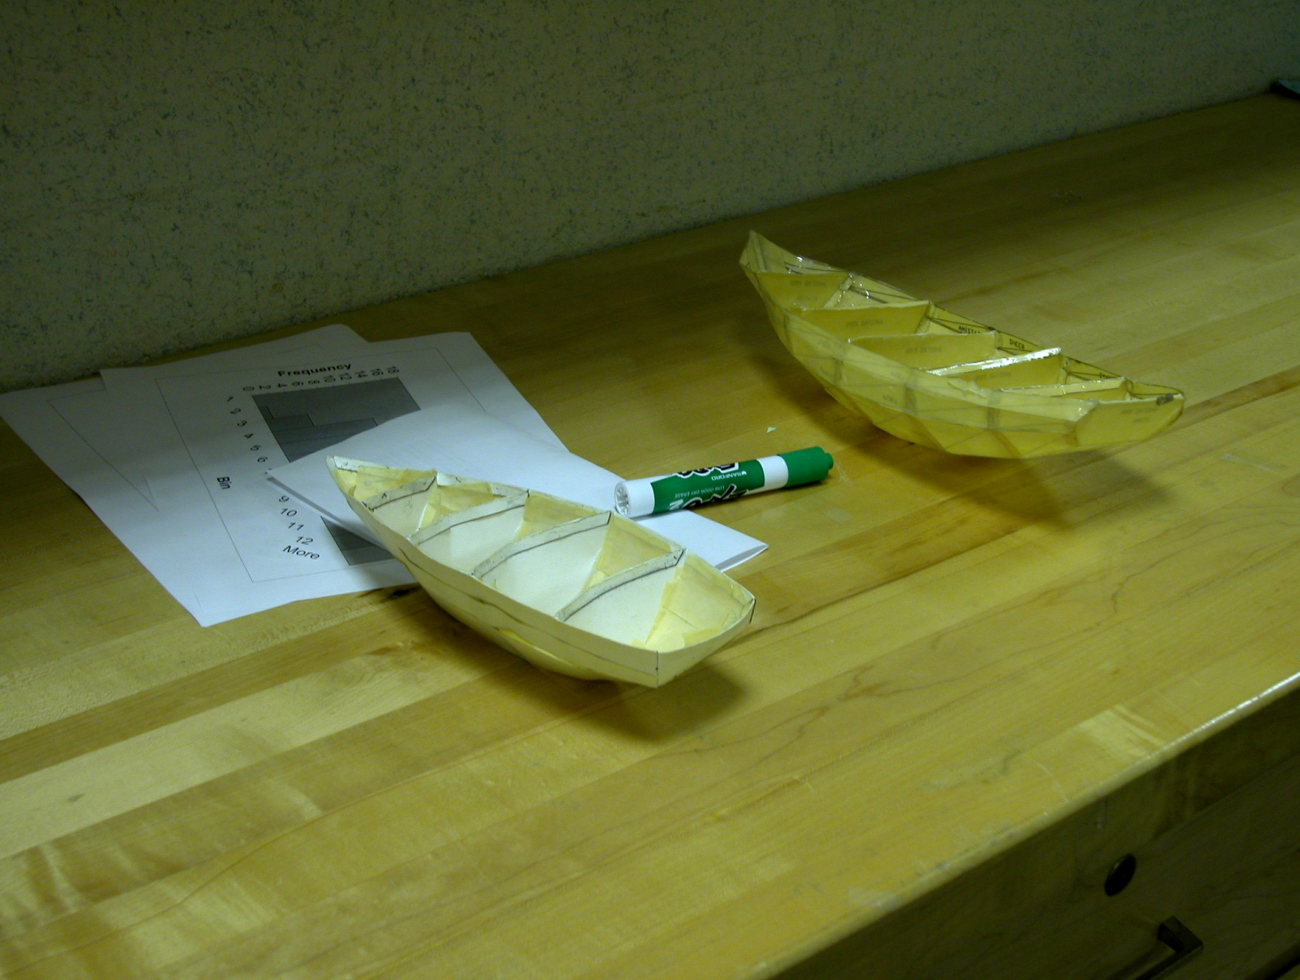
[
  {"x1": 329, "y1": 457, "x2": 755, "y2": 686},
  {"x1": 741, "y1": 233, "x2": 1183, "y2": 458}
]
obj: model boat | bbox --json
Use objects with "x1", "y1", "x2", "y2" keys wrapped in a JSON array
[
  {"x1": 740, "y1": 233, "x2": 1183, "y2": 458},
  {"x1": 328, "y1": 457, "x2": 756, "y2": 686}
]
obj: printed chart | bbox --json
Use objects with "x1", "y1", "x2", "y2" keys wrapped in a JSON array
[
  {"x1": 252, "y1": 376, "x2": 422, "y2": 564},
  {"x1": 158, "y1": 348, "x2": 483, "y2": 581}
]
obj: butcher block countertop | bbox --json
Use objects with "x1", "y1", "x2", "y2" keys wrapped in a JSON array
[{"x1": 4, "y1": 94, "x2": 1300, "y2": 979}]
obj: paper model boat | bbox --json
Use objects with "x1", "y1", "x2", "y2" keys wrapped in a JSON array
[
  {"x1": 741, "y1": 233, "x2": 1184, "y2": 457},
  {"x1": 328, "y1": 457, "x2": 755, "y2": 686}
]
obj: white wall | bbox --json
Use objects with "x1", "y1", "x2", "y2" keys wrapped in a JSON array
[{"x1": 3, "y1": 0, "x2": 1298, "y2": 390}]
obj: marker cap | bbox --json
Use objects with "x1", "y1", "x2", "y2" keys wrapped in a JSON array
[{"x1": 779, "y1": 446, "x2": 833, "y2": 486}]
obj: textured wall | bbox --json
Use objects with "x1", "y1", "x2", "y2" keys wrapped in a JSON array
[{"x1": 3, "y1": 0, "x2": 1298, "y2": 390}]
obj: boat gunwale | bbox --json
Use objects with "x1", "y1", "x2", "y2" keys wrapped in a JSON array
[{"x1": 778, "y1": 304, "x2": 1180, "y2": 415}]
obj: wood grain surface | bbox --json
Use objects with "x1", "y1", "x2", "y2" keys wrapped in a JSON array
[{"x1": 3, "y1": 94, "x2": 1300, "y2": 979}]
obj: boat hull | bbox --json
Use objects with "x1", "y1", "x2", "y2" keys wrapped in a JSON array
[
  {"x1": 742, "y1": 233, "x2": 1184, "y2": 458},
  {"x1": 329, "y1": 457, "x2": 755, "y2": 686}
]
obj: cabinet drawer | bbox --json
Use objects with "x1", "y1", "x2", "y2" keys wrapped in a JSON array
[
  {"x1": 783, "y1": 689, "x2": 1300, "y2": 979},
  {"x1": 1110, "y1": 749, "x2": 1300, "y2": 980}
]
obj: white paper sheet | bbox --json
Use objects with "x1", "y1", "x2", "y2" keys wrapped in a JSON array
[
  {"x1": 0, "y1": 377, "x2": 352, "y2": 624},
  {"x1": 268, "y1": 403, "x2": 767, "y2": 571},
  {"x1": 59, "y1": 324, "x2": 367, "y2": 507},
  {"x1": 131, "y1": 335, "x2": 563, "y2": 622},
  {"x1": 155, "y1": 346, "x2": 484, "y2": 582},
  {"x1": 1, "y1": 330, "x2": 571, "y2": 625}
]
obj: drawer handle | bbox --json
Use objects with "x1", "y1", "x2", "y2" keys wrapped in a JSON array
[{"x1": 1130, "y1": 918, "x2": 1204, "y2": 980}]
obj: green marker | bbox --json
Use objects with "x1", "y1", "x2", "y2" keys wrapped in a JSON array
[{"x1": 614, "y1": 447, "x2": 833, "y2": 518}]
